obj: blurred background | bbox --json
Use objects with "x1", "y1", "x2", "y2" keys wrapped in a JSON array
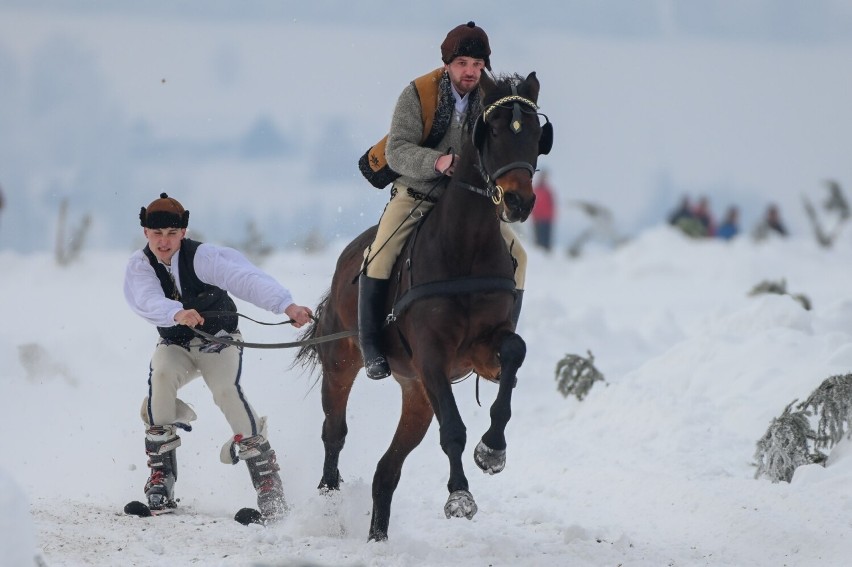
[{"x1": 1, "y1": 0, "x2": 851, "y2": 254}]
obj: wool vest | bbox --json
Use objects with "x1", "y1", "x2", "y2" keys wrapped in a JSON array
[
  {"x1": 143, "y1": 239, "x2": 239, "y2": 344},
  {"x1": 358, "y1": 67, "x2": 452, "y2": 189}
]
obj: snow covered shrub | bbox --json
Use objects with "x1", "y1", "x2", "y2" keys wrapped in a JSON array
[
  {"x1": 747, "y1": 278, "x2": 811, "y2": 310},
  {"x1": 754, "y1": 401, "x2": 818, "y2": 483},
  {"x1": 799, "y1": 373, "x2": 852, "y2": 450},
  {"x1": 754, "y1": 373, "x2": 852, "y2": 482},
  {"x1": 555, "y1": 350, "x2": 605, "y2": 401}
]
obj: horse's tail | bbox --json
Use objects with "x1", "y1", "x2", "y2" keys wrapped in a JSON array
[{"x1": 294, "y1": 289, "x2": 330, "y2": 374}]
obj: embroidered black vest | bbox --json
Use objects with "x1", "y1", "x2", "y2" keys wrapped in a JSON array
[{"x1": 143, "y1": 239, "x2": 239, "y2": 344}]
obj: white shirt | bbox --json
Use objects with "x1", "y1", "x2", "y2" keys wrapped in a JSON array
[
  {"x1": 451, "y1": 84, "x2": 470, "y2": 123},
  {"x1": 124, "y1": 242, "x2": 294, "y2": 328}
]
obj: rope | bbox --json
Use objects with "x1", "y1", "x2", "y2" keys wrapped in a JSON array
[{"x1": 189, "y1": 311, "x2": 357, "y2": 349}]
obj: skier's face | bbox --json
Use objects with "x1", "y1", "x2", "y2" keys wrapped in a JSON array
[{"x1": 144, "y1": 227, "x2": 186, "y2": 264}]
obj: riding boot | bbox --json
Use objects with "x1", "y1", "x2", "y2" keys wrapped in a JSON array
[
  {"x1": 358, "y1": 275, "x2": 391, "y2": 379},
  {"x1": 238, "y1": 435, "x2": 288, "y2": 521},
  {"x1": 144, "y1": 425, "x2": 181, "y2": 510},
  {"x1": 511, "y1": 289, "x2": 525, "y2": 329}
]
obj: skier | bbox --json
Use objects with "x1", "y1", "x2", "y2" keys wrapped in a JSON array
[{"x1": 123, "y1": 193, "x2": 313, "y2": 521}]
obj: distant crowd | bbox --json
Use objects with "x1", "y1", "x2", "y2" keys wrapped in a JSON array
[{"x1": 667, "y1": 196, "x2": 788, "y2": 241}]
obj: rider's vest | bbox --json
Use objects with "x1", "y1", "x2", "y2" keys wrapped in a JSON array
[
  {"x1": 358, "y1": 67, "x2": 451, "y2": 189},
  {"x1": 143, "y1": 238, "x2": 239, "y2": 344}
]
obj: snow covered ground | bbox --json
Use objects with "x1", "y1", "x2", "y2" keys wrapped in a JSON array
[{"x1": 3, "y1": 226, "x2": 852, "y2": 566}]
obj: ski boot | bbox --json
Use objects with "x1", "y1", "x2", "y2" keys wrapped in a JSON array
[
  {"x1": 144, "y1": 425, "x2": 180, "y2": 510},
  {"x1": 238, "y1": 434, "x2": 288, "y2": 521}
]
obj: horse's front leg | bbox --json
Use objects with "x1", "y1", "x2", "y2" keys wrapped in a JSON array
[
  {"x1": 423, "y1": 368, "x2": 478, "y2": 521},
  {"x1": 475, "y1": 332, "x2": 526, "y2": 474}
]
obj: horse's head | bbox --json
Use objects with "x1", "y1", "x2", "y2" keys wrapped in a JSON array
[{"x1": 473, "y1": 71, "x2": 553, "y2": 223}]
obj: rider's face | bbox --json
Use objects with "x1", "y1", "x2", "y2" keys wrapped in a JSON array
[{"x1": 445, "y1": 57, "x2": 486, "y2": 95}]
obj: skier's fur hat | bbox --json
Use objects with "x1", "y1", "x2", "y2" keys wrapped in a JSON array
[
  {"x1": 441, "y1": 21, "x2": 491, "y2": 70},
  {"x1": 140, "y1": 193, "x2": 189, "y2": 229}
]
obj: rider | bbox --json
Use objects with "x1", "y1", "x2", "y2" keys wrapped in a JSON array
[
  {"x1": 357, "y1": 21, "x2": 528, "y2": 380},
  {"x1": 124, "y1": 193, "x2": 313, "y2": 520}
]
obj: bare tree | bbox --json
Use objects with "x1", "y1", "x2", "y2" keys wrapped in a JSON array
[
  {"x1": 55, "y1": 198, "x2": 91, "y2": 266},
  {"x1": 802, "y1": 179, "x2": 849, "y2": 248}
]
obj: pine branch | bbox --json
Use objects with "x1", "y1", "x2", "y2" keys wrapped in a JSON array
[
  {"x1": 754, "y1": 400, "x2": 821, "y2": 483},
  {"x1": 554, "y1": 350, "x2": 605, "y2": 401},
  {"x1": 798, "y1": 373, "x2": 852, "y2": 449}
]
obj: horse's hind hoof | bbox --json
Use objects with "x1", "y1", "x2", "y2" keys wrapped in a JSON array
[
  {"x1": 474, "y1": 440, "x2": 506, "y2": 474},
  {"x1": 444, "y1": 490, "x2": 478, "y2": 519}
]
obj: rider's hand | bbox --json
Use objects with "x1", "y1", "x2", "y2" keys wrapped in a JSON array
[{"x1": 435, "y1": 154, "x2": 458, "y2": 176}]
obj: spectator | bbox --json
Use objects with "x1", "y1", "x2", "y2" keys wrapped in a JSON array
[
  {"x1": 531, "y1": 169, "x2": 556, "y2": 251},
  {"x1": 668, "y1": 195, "x2": 707, "y2": 238},
  {"x1": 753, "y1": 203, "x2": 788, "y2": 240},
  {"x1": 764, "y1": 204, "x2": 788, "y2": 236},
  {"x1": 716, "y1": 206, "x2": 739, "y2": 240},
  {"x1": 692, "y1": 196, "x2": 715, "y2": 237},
  {"x1": 668, "y1": 195, "x2": 693, "y2": 226}
]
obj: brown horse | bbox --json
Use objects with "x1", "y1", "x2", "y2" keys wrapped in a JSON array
[{"x1": 296, "y1": 71, "x2": 552, "y2": 541}]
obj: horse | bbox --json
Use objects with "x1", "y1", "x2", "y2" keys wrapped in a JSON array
[{"x1": 296, "y1": 70, "x2": 553, "y2": 541}]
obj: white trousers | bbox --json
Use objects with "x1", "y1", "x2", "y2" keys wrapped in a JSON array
[{"x1": 140, "y1": 334, "x2": 264, "y2": 439}]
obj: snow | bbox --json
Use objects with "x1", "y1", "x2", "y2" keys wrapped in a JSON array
[{"x1": 3, "y1": 227, "x2": 852, "y2": 566}]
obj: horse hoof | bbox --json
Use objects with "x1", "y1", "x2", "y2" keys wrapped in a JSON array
[
  {"x1": 444, "y1": 490, "x2": 478, "y2": 520},
  {"x1": 474, "y1": 440, "x2": 506, "y2": 474}
]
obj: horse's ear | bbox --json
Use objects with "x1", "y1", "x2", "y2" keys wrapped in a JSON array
[
  {"x1": 525, "y1": 71, "x2": 540, "y2": 103},
  {"x1": 479, "y1": 69, "x2": 496, "y2": 96},
  {"x1": 539, "y1": 119, "x2": 553, "y2": 155}
]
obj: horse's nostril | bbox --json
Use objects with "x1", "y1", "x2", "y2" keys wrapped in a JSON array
[{"x1": 504, "y1": 193, "x2": 521, "y2": 208}]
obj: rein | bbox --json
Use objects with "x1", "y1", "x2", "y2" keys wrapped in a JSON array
[{"x1": 189, "y1": 311, "x2": 357, "y2": 349}]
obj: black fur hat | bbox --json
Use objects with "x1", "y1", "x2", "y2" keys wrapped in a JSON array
[
  {"x1": 441, "y1": 21, "x2": 491, "y2": 70},
  {"x1": 139, "y1": 193, "x2": 189, "y2": 229}
]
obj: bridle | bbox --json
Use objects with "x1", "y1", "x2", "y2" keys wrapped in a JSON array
[{"x1": 460, "y1": 85, "x2": 549, "y2": 208}]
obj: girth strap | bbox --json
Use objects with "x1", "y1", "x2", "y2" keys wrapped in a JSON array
[{"x1": 387, "y1": 276, "x2": 517, "y2": 323}]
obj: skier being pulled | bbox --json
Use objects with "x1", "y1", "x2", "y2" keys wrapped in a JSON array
[{"x1": 123, "y1": 193, "x2": 313, "y2": 520}]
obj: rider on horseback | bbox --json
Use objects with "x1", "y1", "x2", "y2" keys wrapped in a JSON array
[{"x1": 356, "y1": 21, "x2": 528, "y2": 380}]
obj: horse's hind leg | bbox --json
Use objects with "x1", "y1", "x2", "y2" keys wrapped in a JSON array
[
  {"x1": 369, "y1": 379, "x2": 433, "y2": 541},
  {"x1": 318, "y1": 343, "x2": 360, "y2": 491},
  {"x1": 475, "y1": 332, "x2": 526, "y2": 474}
]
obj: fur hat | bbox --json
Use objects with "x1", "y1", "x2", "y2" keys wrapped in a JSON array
[
  {"x1": 139, "y1": 193, "x2": 189, "y2": 229},
  {"x1": 441, "y1": 21, "x2": 491, "y2": 70}
]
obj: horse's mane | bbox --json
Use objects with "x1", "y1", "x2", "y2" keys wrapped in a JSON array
[{"x1": 481, "y1": 73, "x2": 528, "y2": 106}]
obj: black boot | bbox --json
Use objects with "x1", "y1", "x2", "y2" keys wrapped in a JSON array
[
  {"x1": 511, "y1": 289, "x2": 524, "y2": 329},
  {"x1": 239, "y1": 435, "x2": 288, "y2": 521},
  {"x1": 144, "y1": 426, "x2": 180, "y2": 510},
  {"x1": 358, "y1": 275, "x2": 391, "y2": 379}
]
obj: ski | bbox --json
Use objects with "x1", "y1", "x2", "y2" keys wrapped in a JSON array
[
  {"x1": 124, "y1": 500, "x2": 266, "y2": 526},
  {"x1": 123, "y1": 500, "x2": 177, "y2": 517}
]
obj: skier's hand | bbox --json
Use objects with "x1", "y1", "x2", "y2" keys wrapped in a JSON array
[
  {"x1": 284, "y1": 304, "x2": 313, "y2": 328},
  {"x1": 175, "y1": 309, "x2": 204, "y2": 328}
]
